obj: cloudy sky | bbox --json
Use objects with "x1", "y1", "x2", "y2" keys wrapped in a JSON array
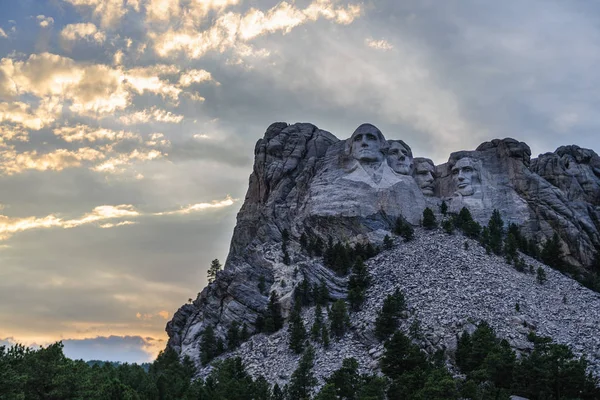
[{"x1": 1, "y1": 0, "x2": 599, "y2": 363}]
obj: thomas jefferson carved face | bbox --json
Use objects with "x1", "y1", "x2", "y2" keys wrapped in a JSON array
[
  {"x1": 414, "y1": 159, "x2": 435, "y2": 196},
  {"x1": 451, "y1": 157, "x2": 479, "y2": 196},
  {"x1": 348, "y1": 124, "x2": 386, "y2": 163},
  {"x1": 388, "y1": 141, "x2": 413, "y2": 175}
]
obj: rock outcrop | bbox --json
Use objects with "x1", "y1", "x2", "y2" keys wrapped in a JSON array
[{"x1": 166, "y1": 122, "x2": 600, "y2": 383}]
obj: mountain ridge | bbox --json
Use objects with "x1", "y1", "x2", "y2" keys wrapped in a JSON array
[{"x1": 166, "y1": 121, "x2": 600, "y2": 388}]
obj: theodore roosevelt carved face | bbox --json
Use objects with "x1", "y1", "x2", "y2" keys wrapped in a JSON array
[
  {"x1": 413, "y1": 158, "x2": 435, "y2": 196},
  {"x1": 387, "y1": 140, "x2": 413, "y2": 175},
  {"x1": 347, "y1": 124, "x2": 387, "y2": 163},
  {"x1": 451, "y1": 157, "x2": 479, "y2": 196}
]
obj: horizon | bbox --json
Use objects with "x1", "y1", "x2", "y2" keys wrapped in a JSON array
[{"x1": 1, "y1": 0, "x2": 600, "y2": 363}]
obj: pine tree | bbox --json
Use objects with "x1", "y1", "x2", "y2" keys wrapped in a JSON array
[
  {"x1": 315, "y1": 280, "x2": 329, "y2": 306},
  {"x1": 311, "y1": 304, "x2": 324, "y2": 342},
  {"x1": 329, "y1": 300, "x2": 350, "y2": 339},
  {"x1": 258, "y1": 275, "x2": 267, "y2": 295},
  {"x1": 541, "y1": 232, "x2": 563, "y2": 270},
  {"x1": 395, "y1": 217, "x2": 414, "y2": 241},
  {"x1": 227, "y1": 321, "x2": 240, "y2": 350},
  {"x1": 347, "y1": 258, "x2": 371, "y2": 311},
  {"x1": 504, "y1": 233, "x2": 519, "y2": 264},
  {"x1": 288, "y1": 303, "x2": 307, "y2": 354},
  {"x1": 321, "y1": 324, "x2": 330, "y2": 348},
  {"x1": 322, "y1": 358, "x2": 361, "y2": 399},
  {"x1": 374, "y1": 289, "x2": 406, "y2": 341},
  {"x1": 536, "y1": 267, "x2": 547, "y2": 284},
  {"x1": 440, "y1": 200, "x2": 448, "y2": 215},
  {"x1": 383, "y1": 234, "x2": 393, "y2": 250},
  {"x1": 487, "y1": 209, "x2": 504, "y2": 255},
  {"x1": 271, "y1": 383, "x2": 285, "y2": 400},
  {"x1": 287, "y1": 345, "x2": 317, "y2": 400},
  {"x1": 240, "y1": 323, "x2": 249, "y2": 341},
  {"x1": 442, "y1": 218, "x2": 454, "y2": 234},
  {"x1": 455, "y1": 331, "x2": 473, "y2": 373},
  {"x1": 264, "y1": 291, "x2": 283, "y2": 333},
  {"x1": 207, "y1": 259, "x2": 221, "y2": 283},
  {"x1": 422, "y1": 207, "x2": 437, "y2": 229},
  {"x1": 200, "y1": 325, "x2": 218, "y2": 365},
  {"x1": 380, "y1": 331, "x2": 428, "y2": 380}
]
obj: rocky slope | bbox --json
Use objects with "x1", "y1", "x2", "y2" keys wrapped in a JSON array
[
  {"x1": 166, "y1": 122, "x2": 600, "y2": 387},
  {"x1": 188, "y1": 229, "x2": 600, "y2": 386}
]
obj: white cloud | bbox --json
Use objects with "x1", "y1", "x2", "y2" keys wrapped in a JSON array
[
  {"x1": 53, "y1": 125, "x2": 141, "y2": 142},
  {"x1": 60, "y1": 23, "x2": 106, "y2": 44},
  {"x1": 0, "y1": 28, "x2": 7, "y2": 38},
  {"x1": 0, "y1": 102, "x2": 56, "y2": 130},
  {"x1": 152, "y1": 0, "x2": 362, "y2": 59},
  {"x1": 0, "y1": 53, "x2": 129, "y2": 116},
  {"x1": 63, "y1": 0, "x2": 129, "y2": 28},
  {"x1": 178, "y1": 69, "x2": 215, "y2": 87},
  {"x1": 366, "y1": 38, "x2": 393, "y2": 51},
  {"x1": 0, "y1": 196, "x2": 237, "y2": 239},
  {"x1": 119, "y1": 107, "x2": 184, "y2": 124},
  {"x1": 0, "y1": 147, "x2": 105, "y2": 175},
  {"x1": 36, "y1": 15, "x2": 54, "y2": 28}
]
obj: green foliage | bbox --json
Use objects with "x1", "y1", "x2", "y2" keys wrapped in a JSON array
[
  {"x1": 487, "y1": 209, "x2": 504, "y2": 255},
  {"x1": 453, "y1": 207, "x2": 481, "y2": 239},
  {"x1": 536, "y1": 266, "x2": 548, "y2": 284},
  {"x1": 394, "y1": 217, "x2": 414, "y2": 241},
  {"x1": 258, "y1": 275, "x2": 267, "y2": 295},
  {"x1": 442, "y1": 218, "x2": 454, "y2": 234},
  {"x1": 295, "y1": 278, "x2": 312, "y2": 307},
  {"x1": 313, "y1": 280, "x2": 330, "y2": 307},
  {"x1": 227, "y1": 321, "x2": 241, "y2": 350},
  {"x1": 347, "y1": 258, "x2": 371, "y2": 311},
  {"x1": 409, "y1": 318, "x2": 422, "y2": 340},
  {"x1": 207, "y1": 258, "x2": 222, "y2": 284},
  {"x1": 422, "y1": 207, "x2": 437, "y2": 229},
  {"x1": 200, "y1": 324, "x2": 222, "y2": 365},
  {"x1": 271, "y1": 383, "x2": 285, "y2": 400},
  {"x1": 288, "y1": 303, "x2": 307, "y2": 354},
  {"x1": 379, "y1": 331, "x2": 458, "y2": 399},
  {"x1": 324, "y1": 239, "x2": 378, "y2": 276},
  {"x1": 287, "y1": 345, "x2": 317, "y2": 400},
  {"x1": 329, "y1": 300, "x2": 350, "y2": 339},
  {"x1": 311, "y1": 304, "x2": 325, "y2": 342},
  {"x1": 383, "y1": 234, "x2": 393, "y2": 250},
  {"x1": 455, "y1": 323, "x2": 600, "y2": 400},
  {"x1": 282, "y1": 229, "x2": 291, "y2": 265},
  {"x1": 374, "y1": 289, "x2": 406, "y2": 341},
  {"x1": 440, "y1": 200, "x2": 448, "y2": 215},
  {"x1": 381, "y1": 331, "x2": 428, "y2": 380},
  {"x1": 264, "y1": 291, "x2": 284, "y2": 334},
  {"x1": 541, "y1": 232, "x2": 564, "y2": 270},
  {"x1": 2, "y1": 319, "x2": 598, "y2": 400}
]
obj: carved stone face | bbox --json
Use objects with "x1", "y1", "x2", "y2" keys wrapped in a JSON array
[
  {"x1": 414, "y1": 159, "x2": 435, "y2": 196},
  {"x1": 451, "y1": 157, "x2": 478, "y2": 196},
  {"x1": 349, "y1": 125, "x2": 385, "y2": 163},
  {"x1": 388, "y1": 141, "x2": 413, "y2": 175}
]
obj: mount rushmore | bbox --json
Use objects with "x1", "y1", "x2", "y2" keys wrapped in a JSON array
[{"x1": 166, "y1": 122, "x2": 600, "y2": 382}]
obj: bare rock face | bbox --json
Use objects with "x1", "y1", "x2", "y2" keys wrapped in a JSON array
[{"x1": 167, "y1": 122, "x2": 600, "y2": 376}]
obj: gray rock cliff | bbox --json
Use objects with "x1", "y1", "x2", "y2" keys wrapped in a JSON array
[{"x1": 166, "y1": 122, "x2": 600, "y2": 383}]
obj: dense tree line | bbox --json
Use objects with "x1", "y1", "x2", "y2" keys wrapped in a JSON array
[
  {"x1": 456, "y1": 322, "x2": 600, "y2": 399},
  {"x1": 2, "y1": 319, "x2": 599, "y2": 399}
]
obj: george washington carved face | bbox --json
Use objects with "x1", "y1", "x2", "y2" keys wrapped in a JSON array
[{"x1": 346, "y1": 124, "x2": 387, "y2": 163}]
